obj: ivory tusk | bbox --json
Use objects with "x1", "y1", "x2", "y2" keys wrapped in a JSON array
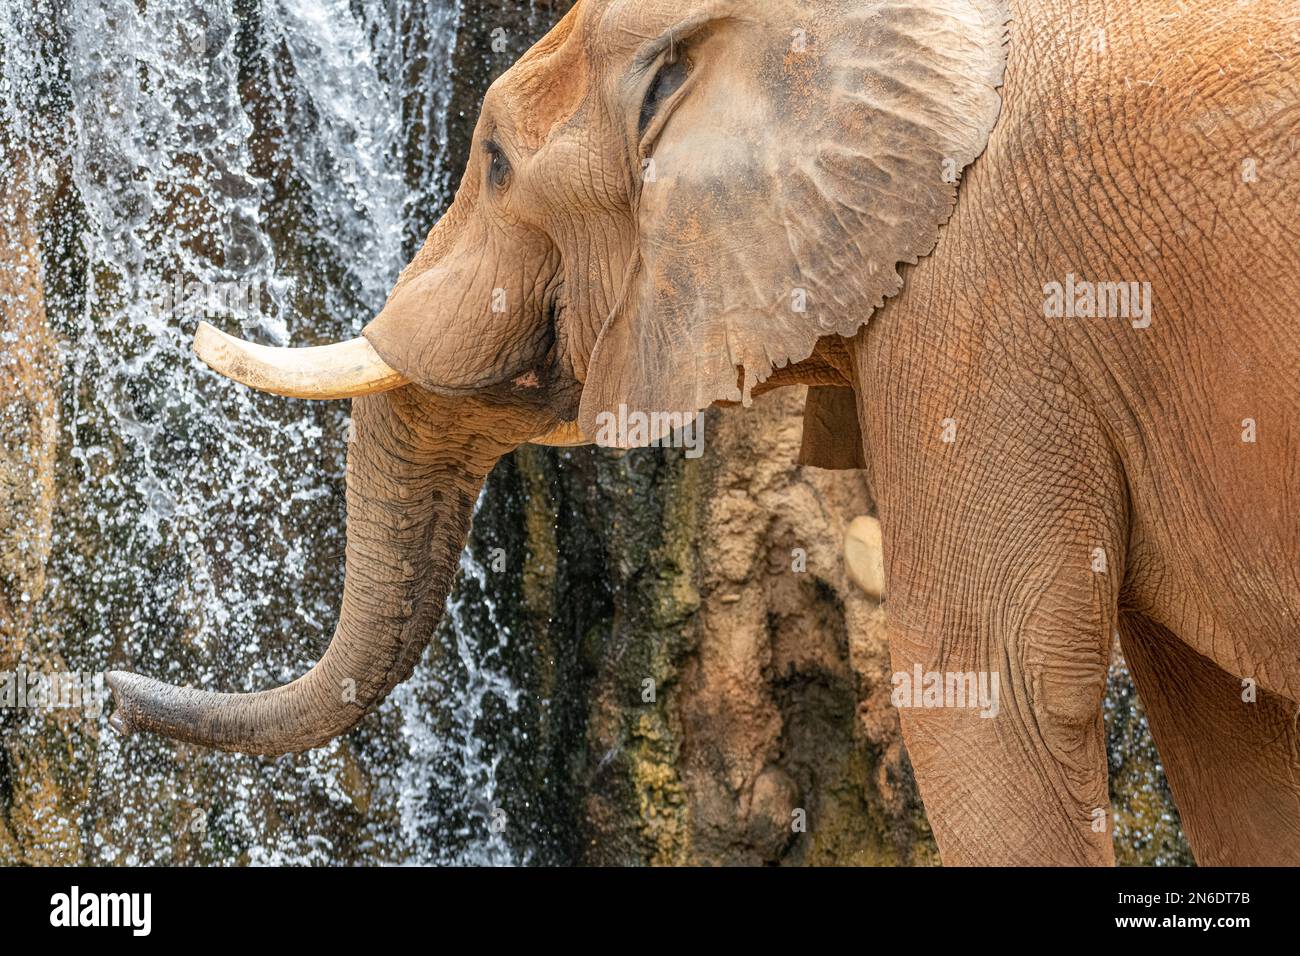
[
  {"x1": 531, "y1": 421, "x2": 591, "y2": 448},
  {"x1": 193, "y1": 321, "x2": 409, "y2": 400}
]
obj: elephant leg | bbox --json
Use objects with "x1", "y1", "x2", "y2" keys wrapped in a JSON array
[
  {"x1": 850, "y1": 239, "x2": 1139, "y2": 862},
  {"x1": 876, "y1": 437, "x2": 1125, "y2": 864},
  {"x1": 1118, "y1": 614, "x2": 1300, "y2": 864},
  {"x1": 889, "y1": 596, "x2": 1117, "y2": 865}
]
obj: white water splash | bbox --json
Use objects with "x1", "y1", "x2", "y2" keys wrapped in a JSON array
[
  {"x1": 396, "y1": 493, "x2": 525, "y2": 866},
  {"x1": 3, "y1": 0, "x2": 527, "y2": 866}
]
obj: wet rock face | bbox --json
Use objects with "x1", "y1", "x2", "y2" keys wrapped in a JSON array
[
  {"x1": 679, "y1": 390, "x2": 935, "y2": 865},
  {"x1": 497, "y1": 388, "x2": 937, "y2": 865},
  {"x1": 0, "y1": 162, "x2": 58, "y2": 646},
  {"x1": 0, "y1": 144, "x2": 64, "y2": 865}
]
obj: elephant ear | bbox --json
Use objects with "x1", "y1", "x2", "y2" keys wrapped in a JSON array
[
  {"x1": 578, "y1": 0, "x2": 1010, "y2": 440},
  {"x1": 801, "y1": 386, "x2": 867, "y2": 470}
]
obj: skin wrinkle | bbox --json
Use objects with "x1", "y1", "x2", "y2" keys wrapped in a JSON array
[{"x1": 853, "y1": 0, "x2": 1300, "y2": 865}]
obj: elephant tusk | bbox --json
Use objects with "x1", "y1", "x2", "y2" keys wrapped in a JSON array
[
  {"x1": 196, "y1": 322, "x2": 594, "y2": 445},
  {"x1": 193, "y1": 321, "x2": 409, "y2": 400},
  {"x1": 531, "y1": 421, "x2": 591, "y2": 448}
]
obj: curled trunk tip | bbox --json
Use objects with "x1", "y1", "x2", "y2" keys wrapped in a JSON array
[{"x1": 105, "y1": 671, "x2": 139, "y2": 737}]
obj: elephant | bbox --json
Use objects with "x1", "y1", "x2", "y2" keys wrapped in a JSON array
[{"x1": 105, "y1": 0, "x2": 1300, "y2": 866}]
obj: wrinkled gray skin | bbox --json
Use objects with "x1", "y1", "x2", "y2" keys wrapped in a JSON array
[{"x1": 110, "y1": 0, "x2": 1300, "y2": 867}]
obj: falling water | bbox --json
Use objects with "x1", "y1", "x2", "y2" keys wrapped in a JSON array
[{"x1": 1, "y1": 0, "x2": 552, "y2": 865}]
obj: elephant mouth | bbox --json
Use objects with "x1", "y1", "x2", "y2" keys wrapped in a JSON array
[{"x1": 363, "y1": 279, "x2": 571, "y2": 403}]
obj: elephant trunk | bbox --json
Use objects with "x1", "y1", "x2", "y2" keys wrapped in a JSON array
[{"x1": 106, "y1": 390, "x2": 500, "y2": 755}]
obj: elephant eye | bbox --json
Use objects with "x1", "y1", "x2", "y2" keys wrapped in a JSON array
[
  {"x1": 485, "y1": 139, "x2": 511, "y2": 189},
  {"x1": 639, "y1": 54, "x2": 690, "y2": 140}
]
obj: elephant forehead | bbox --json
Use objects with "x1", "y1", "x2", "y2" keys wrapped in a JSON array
[
  {"x1": 591, "y1": 0, "x2": 687, "y2": 45},
  {"x1": 591, "y1": 0, "x2": 746, "y2": 57},
  {"x1": 489, "y1": 6, "x2": 591, "y2": 151}
]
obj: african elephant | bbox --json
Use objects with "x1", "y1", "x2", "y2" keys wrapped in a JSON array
[{"x1": 107, "y1": 0, "x2": 1300, "y2": 866}]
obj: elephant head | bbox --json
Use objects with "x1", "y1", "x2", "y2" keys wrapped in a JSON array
[{"x1": 106, "y1": 0, "x2": 1009, "y2": 754}]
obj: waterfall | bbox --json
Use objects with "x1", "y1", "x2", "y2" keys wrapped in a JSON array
[{"x1": 1, "y1": 0, "x2": 534, "y2": 866}]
